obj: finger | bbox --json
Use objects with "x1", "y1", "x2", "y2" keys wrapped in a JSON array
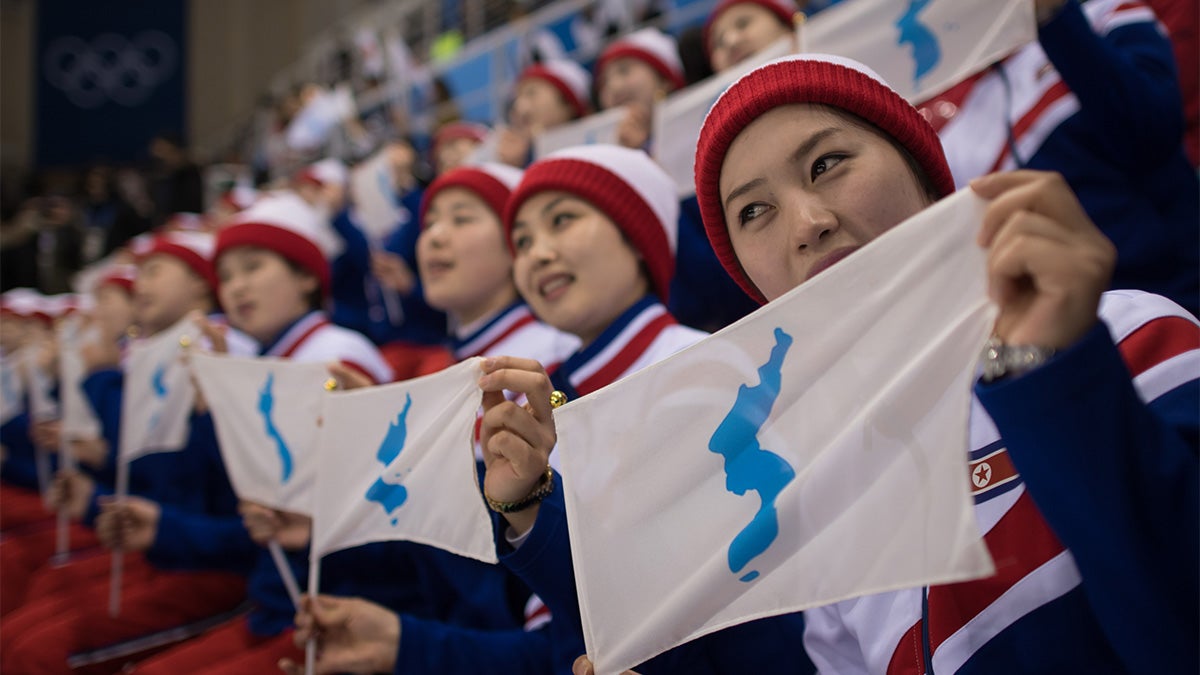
[
  {"x1": 485, "y1": 428, "x2": 545, "y2": 469},
  {"x1": 968, "y1": 169, "x2": 1043, "y2": 200},
  {"x1": 192, "y1": 313, "x2": 229, "y2": 354},
  {"x1": 479, "y1": 356, "x2": 546, "y2": 375},
  {"x1": 325, "y1": 362, "x2": 372, "y2": 390},
  {"x1": 310, "y1": 595, "x2": 350, "y2": 625},
  {"x1": 985, "y1": 208, "x2": 1077, "y2": 258},
  {"x1": 478, "y1": 368, "x2": 553, "y2": 422},
  {"x1": 277, "y1": 658, "x2": 302, "y2": 675},
  {"x1": 481, "y1": 400, "x2": 551, "y2": 450},
  {"x1": 974, "y1": 172, "x2": 1085, "y2": 247},
  {"x1": 573, "y1": 655, "x2": 595, "y2": 675}
]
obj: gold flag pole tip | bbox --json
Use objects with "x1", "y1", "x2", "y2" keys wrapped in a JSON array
[{"x1": 324, "y1": 378, "x2": 339, "y2": 391}]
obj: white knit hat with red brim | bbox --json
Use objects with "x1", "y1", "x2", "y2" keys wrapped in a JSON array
[
  {"x1": 503, "y1": 144, "x2": 678, "y2": 302},
  {"x1": 217, "y1": 191, "x2": 341, "y2": 297},
  {"x1": 596, "y1": 28, "x2": 686, "y2": 92},
  {"x1": 519, "y1": 60, "x2": 593, "y2": 119},
  {"x1": 419, "y1": 162, "x2": 524, "y2": 227},
  {"x1": 296, "y1": 158, "x2": 350, "y2": 188},
  {"x1": 137, "y1": 231, "x2": 218, "y2": 291}
]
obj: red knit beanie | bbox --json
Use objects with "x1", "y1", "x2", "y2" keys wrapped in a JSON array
[
  {"x1": 137, "y1": 231, "x2": 218, "y2": 292},
  {"x1": 694, "y1": 53, "x2": 955, "y2": 304},
  {"x1": 217, "y1": 191, "x2": 337, "y2": 297},
  {"x1": 596, "y1": 28, "x2": 687, "y2": 92},
  {"x1": 503, "y1": 145, "x2": 678, "y2": 303},
  {"x1": 419, "y1": 163, "x2": 523, "y2": 228}
]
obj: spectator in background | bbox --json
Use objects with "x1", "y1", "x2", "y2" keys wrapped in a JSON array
[
  {"x1": 594, "y1": 27, "x2": 686, "y2": 151},
  {"x1": 495, "y1": 59, "x2": 592, "y2": 168},
  {"x1": 33, "y1": 190, "x2": 84, "y2": 295},
  {"x1": 431, "y1": 121, "x2": 491, "y2": 175},
  {"x1": 918, "y1": 0, "x2": 1199, "y2": 315},
  {"x1": 1144, "y1": 0, "x2": 1198, "y2": 167},
  {"x1": 0, "y1": 175, "x2": 39, "y2": 292},
  {"x1": 80, "y1": 165, "x2": 152, "y2": 265},
  {"x1": 147, "y1": 133, "x2": 205, "y2": 226},
  {"x1": 704, "y1": 0, "x2": 801, "y2": 73}
]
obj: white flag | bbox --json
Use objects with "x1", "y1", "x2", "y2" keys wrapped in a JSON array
[
  {"x1": 349, "y1": 149, "x2": 406, "y2": 246},
  {"x1": 556, "y1": 190, "x2": 998, "y2": 675},
  {"x1": 0, "y1": 351, "x2": 24, "y2": 427},
  {"x1": 119, "y1": 317, "x2": 198, "y2": 462},
  {"x1": 57, "y1": 315, "x2": 101, "y2": 440},
  {"x1": 652, "y1": 34, "x2": 797, "y2": 197},
  {"x1": 533, "y1": 107, "x2": 626, "y2": 160},
  {"x1": 311, "y1": 358, "x2": 496, "y2": 563},
  {"x1": 285, "y1": 86, "x2": 357, "y2": 152},
  {"x1": 21, "y1": 346, "x2": 58, "y2": 423},
  {"x1": 804, "y1": 0, "x2": 1035, "y2": 102},
  {"x1": 190, "y1": 352, "x2": 331, "y2": 514}
]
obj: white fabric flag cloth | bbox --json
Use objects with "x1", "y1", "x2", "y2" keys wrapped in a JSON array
[
  {"x1": 0, "y1": 351, "x2": 24, "y2": 427},
  {"x1": 556, "y1": 190, "x2": 998, "y2": 675},
  {"x1": 119, "y1": 317, "x2": 198, "y2": 462},
  {"x1": 652, "y1": 34, "x2": 796, "y2": 197},
  {"x1": 57, "y1": 316, "x2": 101, "y2": 440},
  {"x1": 804, "y1": 0, "x2": 1035, "y2": 103},
  {"x1": 190, "y1": 352, "x2": 331, "y2": 514},
  {"x1": 349, "y1": 148, "x2": 407, "y2": 246},
  {"x1": 311, "y1": 358, "x2": 496, "y2": 564},
  {"x1": 533, "y1": 107, "x2": 625, "y2": 160},
  {"x1": 21, "y1": 346, "x2": 58, "y2": 423}
]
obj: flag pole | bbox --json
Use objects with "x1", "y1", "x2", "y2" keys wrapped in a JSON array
[
  {"x1": 305, "y1": 549, "x2": 321, "y2": 675},
  {"x1": 306, "y1": 376, "x2": 336, "y2": 675},
  {"x1": 53, "y1": 435, "x2": 75, "y2": 565},
  {"x1": 268, "y1": 538, "x2": 303, "y2": 608},
  {"x1": 108, "y1": 456, "x2": 129, "y2": 617}
]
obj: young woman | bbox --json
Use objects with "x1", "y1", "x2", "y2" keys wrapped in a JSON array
[
  {"x1": 613, "y1": 52, "x2": 1200, "y2": 674},
  {"x1": 122, "y1": 192, "x2": 396, "y2": 674},
  {"x1": 495, "y1": 59, "x2": 592, "y2": 169},
  {"x1": 704, "y1": 0, "x2": 798, "y2": 73},
  {"x1": 594, "y1": 28, "x2": 687, "y2": 151},
  {"x1": 280, "y1": 163, "x2": 579, "y2": 675},
  {"x1": 1, "y1": 233, "x2": 251, "y2": 673},
  {"x1": 478, "y1": 144, "x2": 809, "y2": 674}
]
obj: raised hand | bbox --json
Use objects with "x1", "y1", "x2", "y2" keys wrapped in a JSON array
[
  {"x1": 972, "y1": 170, "x2": 1115, "y2": 352},
  {"x1": 477, "y1": 356, "x2": 557, "y2": 535}
]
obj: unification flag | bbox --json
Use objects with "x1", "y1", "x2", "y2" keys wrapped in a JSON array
[
  {"x1": 311, "y1": 358, "x2": 496, "y2": 564},
  {"x1": 533, "y1": 106, "x2": 625, "y2": 160},
  {"x1": 555, "y1": 190, "x2": 998, "y2": 674},
  {"x1": 0, "y1": 351, "x2": 24, "y2": 427},
  {"x1": 349, "y1": 148, "x2": 407, "y2": 246},
  {"x1": 57, "y1": 314, "x2": 101, "y2": 441},
  {"x1": 118, "y1": 316, "x2": 197, "y2": 462},
  {"x1": 804, "y1": 0, "x2": 1035, "y2": 103},
  {"x1": 189, "y1": 352, "x2": 332, "y2": 513}
]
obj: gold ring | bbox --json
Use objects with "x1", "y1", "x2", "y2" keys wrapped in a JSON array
[{"x1": 549, "y1": 390, "x2": 568, "y2": 409}]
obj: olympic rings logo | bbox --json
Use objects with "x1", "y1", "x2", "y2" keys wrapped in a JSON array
[{"x1": 43, "y1": 31, "x2": 177, "y2": 109}]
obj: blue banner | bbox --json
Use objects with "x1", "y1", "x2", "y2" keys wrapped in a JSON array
[{"x1": 36, "y1": 0, "x2": 186, "y2": 166}]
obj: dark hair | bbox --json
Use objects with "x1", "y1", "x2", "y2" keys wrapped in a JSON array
[{"x1": 284, "y1": 258, "x2": 326, "y2": 312}]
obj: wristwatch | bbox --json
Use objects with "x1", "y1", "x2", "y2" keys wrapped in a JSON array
[{"x1": 980, "y1": 336, "x2": 1056, "y2": 383}]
